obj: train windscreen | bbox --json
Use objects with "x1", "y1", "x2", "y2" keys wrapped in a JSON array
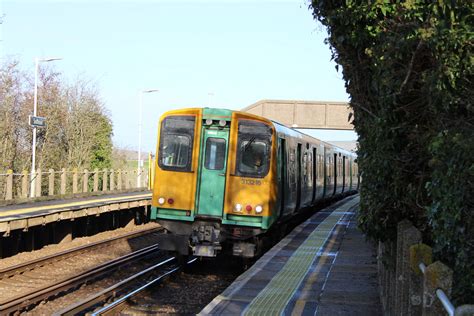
[
  {"x1": 158, "y1": 115, "x2": 195, "y2": 172},
  {"x1": 236, "y1": 120, "x2": 272, "y2": 178}
]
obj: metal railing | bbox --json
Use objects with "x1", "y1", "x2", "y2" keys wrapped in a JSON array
[
  {"x1": 418, "y1": 262, "x2": 455, "y2": 316},
  {"x1": 378, "y1": 220, "x2": 474, "y2": 316}
]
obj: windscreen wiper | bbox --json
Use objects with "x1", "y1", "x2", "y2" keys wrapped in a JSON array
[{"x1": 244, "y1": 136, "x2": 256, "y2": 151}]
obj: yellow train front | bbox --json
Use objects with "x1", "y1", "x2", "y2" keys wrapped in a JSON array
[{"x1": 151, "y1": 107, "x2": 358, "y2": 258}]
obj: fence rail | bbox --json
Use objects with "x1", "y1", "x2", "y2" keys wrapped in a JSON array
[{"x1": 0, "y1": 167, "x2": 152, "y2": 202}]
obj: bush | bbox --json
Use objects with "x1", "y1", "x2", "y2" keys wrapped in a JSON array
[{"x1": 310, "y1": 1, "x2": 473, "y2": 303}]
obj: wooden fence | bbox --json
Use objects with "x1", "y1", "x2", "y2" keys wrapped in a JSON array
[{"x1": 0, "y1": 168, "x2": 151, "y2": 201}]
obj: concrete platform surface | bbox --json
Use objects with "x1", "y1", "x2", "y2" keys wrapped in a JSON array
[
  {"x1": 0, "y1": 191, "x2": 151, "y2": 234},
  {"x1": 201, "y1": 195, "x2": 382, "y2": 315},
  {"x1": 0, "y1": 191, "x2": 151, "y2": 220}
]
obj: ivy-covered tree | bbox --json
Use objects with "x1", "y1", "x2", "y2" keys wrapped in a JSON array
[{"x1": 310, "y1": 1, "x2": 473, "y2": 303}]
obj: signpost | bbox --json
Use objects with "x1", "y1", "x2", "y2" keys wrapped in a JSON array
[{"x1": 29, "y1": 115, "x2": 47, "y2": 127}]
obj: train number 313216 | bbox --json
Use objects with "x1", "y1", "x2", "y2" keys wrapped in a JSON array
[{"x1": 241, "y1": 179, "x2": 262, "y2": 185}]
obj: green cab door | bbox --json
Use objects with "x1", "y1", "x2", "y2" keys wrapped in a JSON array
[{"x1": 196, "y1": 128, "x2": 229, "y2": 217}]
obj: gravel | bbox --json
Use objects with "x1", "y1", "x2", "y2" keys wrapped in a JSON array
[
  {"x1": 122, "y1": 256, "x2": 246, "y2": 315},
  {"x1": 0, "y1": 222, "x2": 160, "y2": 270}
]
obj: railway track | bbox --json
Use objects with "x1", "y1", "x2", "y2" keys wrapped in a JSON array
[
  {"x1": 0, "y1": 226, "x2": 161, "y2": 279},
  {"x1": 0, "y1": 226, "x2": 163, "y2": 315},
  {"x1": 55, "y1": 257, "x2": 197, "y2": 315}
]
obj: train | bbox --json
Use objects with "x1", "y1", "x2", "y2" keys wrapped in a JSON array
[{"x1": 150, "y1": 108, "x2": 359, "y2": 258}]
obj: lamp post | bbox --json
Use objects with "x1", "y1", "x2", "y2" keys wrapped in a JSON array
[
  {"x1": 207, "y1": 92, "x2": 214, "y2": 107},
  {"x1": 138, "y1": 89, "x2": 159, "y2": 188},
  {"x1": 30, "y1": 57, "x2": 62, "y2": 198}
]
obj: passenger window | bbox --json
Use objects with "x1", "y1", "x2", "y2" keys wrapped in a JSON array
[
  {"x1": 204, "y1": 138, "x2": 226, "y2": 170},
  {"x1": 306, "y1": 152, "x2": 312, "y2": 184}
]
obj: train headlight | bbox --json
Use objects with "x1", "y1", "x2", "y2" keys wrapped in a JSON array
[
  {"x1": 245, "y1": 205, "x2": 252, "y2": 213},
  {"x1": 219, "y1": 120, "x2": 226, "y2": 127},
  {"x1": 158, "y1": 197, "x2": 165, "y2": 205},
  {"x1": 205, "y1": 119, "x2": 213, "y2": 125},
  {"x1": 234, "y1": 204, "x2": 242, "y2": 212},
  {"x1": 255, "y1": 205, "x2": 263, "y2": 213},
  {"x1": 167, "y1": 198, "x2": 174, "y2": 205}
]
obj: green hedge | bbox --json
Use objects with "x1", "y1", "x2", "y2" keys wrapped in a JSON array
[{"x1": 310, "y1": 1, "x2": 473, "y2": 303}]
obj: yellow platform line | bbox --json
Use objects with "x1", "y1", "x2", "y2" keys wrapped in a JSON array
[
  {"x1": 290, "y1": 219, "x2": 345, "y2": 316},
  {"x1": 243, "y1": 206, "x2": 352, "y2": 315},
  {"x1": 0, "y1": 193, "x2": 152, "y2": 217}
]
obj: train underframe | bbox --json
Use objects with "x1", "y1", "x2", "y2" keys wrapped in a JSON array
[{"x1": 155, "y1": 218, "x2": 269, "y2": 258}]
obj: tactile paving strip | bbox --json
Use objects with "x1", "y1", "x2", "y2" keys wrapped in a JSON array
[
  {"x1": 242, "y1": 201, "x2": 357, "y2": 315},
  {"x1": 200, "y1": 195, "x2": 361, "y2": 315}
]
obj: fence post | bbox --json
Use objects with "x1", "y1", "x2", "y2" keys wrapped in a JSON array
[
  {"x1": 35, "y1": 168, "x2": 42, "y2": 197},
  {"x1": 133, "y1": 170, "x2": 138, "y2": 188},
  {"x1": 102, "y1": 168, "x2": 108, "y2": 191},
  {"x1": 5, "y1": 170, "x2": 13, "y2": 200},
  {"x1": 422, "y1": 261, "x2": 453, "y2": 316},
  {"x1": 72, "y1": 168, "x2": 78, "y2": 194},
  {"x1": 125, "y1": 171, "x2": 130, "y2": 190},
  {"x1": 93, "y1": 168, "x2": 99, "y2": 192},
  {"x1": 83, "y1": 169, "x2": 89, "y2": 193},
  {"x1": 140, "y1": 168, "x2": 144, "y2": 188},
  {"x1": 396, "y1": 220, "x2": 422, "y2": 315},
  {"x1": 110, "y1": 169, "x2": 115, "y2": 191},
  {"x1": 409, "y1": 244, "x2": 432, "y2": 315},
  {"x1": 117, "y1": 169, "x2": 122, "y2": 190},
  {"x1": 60, "y1": 168, "x2": 67, "y2": 195},
  {"x1": 148, "y1": 153, "x2": 154, "y2": 190},
  {"x1": 48, "y1": 169, "x2": 55, "y2": 196},
  {"x1": 143, "y1": 168, "x2": 148, "y2": 188},
  {"x1": 21, "y1": 170, "x2": 28, "y2": 198}
]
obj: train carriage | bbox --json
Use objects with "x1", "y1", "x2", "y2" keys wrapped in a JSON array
[{"x1": 151, "y1": 108, "x2": 358, "y2": 258}]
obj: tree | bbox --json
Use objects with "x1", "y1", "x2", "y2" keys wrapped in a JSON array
[{"x1": 0, "y1": 59, "x2": 113, "y2": 175}]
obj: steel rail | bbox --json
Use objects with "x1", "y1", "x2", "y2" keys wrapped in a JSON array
[
  {"x1": 54, "y1": 256, "x2": 188, "y2": 316},
  {"x1": 0, "y1": 244, "x2": 160, "y2": 315},
  {"x1": 0, "y1": 226, "x2": 162, "y2": 280},
  {"x1": 93, "y1": 257, "x2": 198, "y2": 316}
]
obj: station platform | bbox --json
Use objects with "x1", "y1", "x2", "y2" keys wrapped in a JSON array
[
  {"x1": 0, "y1": 191, "x2": 151, "y2": 235},
  {"x1": 201, "y1": 195, "x2": 382, "y2": 315}
]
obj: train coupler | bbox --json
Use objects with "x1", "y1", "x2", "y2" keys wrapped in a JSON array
[
  {"x1": 192, "y1": 244, "x2": 222, "y2": 257},
  {"x1": 191, "y1": 222, "x2": 222, "y2": 257}
]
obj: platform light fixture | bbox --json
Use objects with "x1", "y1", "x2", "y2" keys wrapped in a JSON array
[
  {"x1": 137, "y1": 89, "x2": 159, "y2": 188},
  {"x1": 30, "y1": 57, "x2": 62, "y2": 198},
  {"x1": 207, "y1": 92, "x2": 214, "y2": 107}
]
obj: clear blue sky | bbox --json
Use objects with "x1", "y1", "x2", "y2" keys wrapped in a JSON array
[{"x1": 1, "y1": 0, "x2": 356, "y2": 153}]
